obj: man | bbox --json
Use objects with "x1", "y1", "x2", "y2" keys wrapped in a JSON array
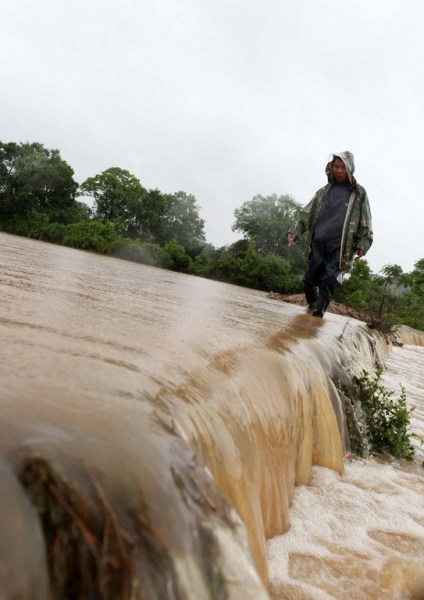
[{"x1": 287, "y1": 151, "x2": 373, "y2": 318}]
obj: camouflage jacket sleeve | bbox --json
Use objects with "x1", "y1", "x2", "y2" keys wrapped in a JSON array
[
  {"x1": 293, "y1": 196, "x2": 315, "y2": 237},
  {"x1": 291, "y1": 185, "x2": 329, "y2": 239},
  {"x1": 355, "y1": 188, "x2": 373, "y2": 254}
]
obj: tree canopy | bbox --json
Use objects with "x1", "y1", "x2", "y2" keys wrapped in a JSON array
[
  {"x1": 158, "y1": 191, "x2": 206, "y2": 254},
  {"x1": 0, "y1": 142, "x2": 78, "y2": 221},
  {"x1": 80, "y1": 167, "x2": 146, "y2": 226},
  {"x1": 80, "y1": 169, "x2": 205, "y2": 253},
  {"x1": 133, "y1": 188, "x2": 206, "y2": 254},
  {"x1": 232, "y1": 193, "x2": 307, "y2": 271}
]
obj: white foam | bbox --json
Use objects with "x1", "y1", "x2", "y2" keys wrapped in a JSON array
[{"x1": 267, "y1": 345, "x2": 424, "y2": 599}]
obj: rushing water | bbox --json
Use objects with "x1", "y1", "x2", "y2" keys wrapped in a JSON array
[
  {"x1": 267, "y1": 344, "x2": 424, "y2": 600},
  {"x1": 0, "y1": 232, "x2": 423, "y2": 599}
]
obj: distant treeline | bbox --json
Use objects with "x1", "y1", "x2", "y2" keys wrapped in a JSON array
[{"x1": 0, "y1": 141, "x2": 423, "y2": 330}]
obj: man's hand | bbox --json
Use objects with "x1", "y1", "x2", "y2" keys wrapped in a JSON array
[
  {"x1": 355, "y1": 248, "x2": 365, "y2": 259},
  {"x1": 287, "y1": 232, "x2": 299, "y2": 246}
]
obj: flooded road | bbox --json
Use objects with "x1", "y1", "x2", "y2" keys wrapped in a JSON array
[{"x1": 0, "y1": 232, "x2": 422, "y2": 599}]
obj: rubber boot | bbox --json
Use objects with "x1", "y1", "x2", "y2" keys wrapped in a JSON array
[
  {"x1": 303, "y1": 281, "x2": 318, "y2": 311},
  {"x1": 312, "y1": 295, "x2": 330, "y2": 318},
  {"x1": 312, "y1": 286, "x2": 333, "y2": 319}
]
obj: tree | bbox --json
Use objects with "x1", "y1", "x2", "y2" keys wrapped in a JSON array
[
  {"x1": 130, "y1": 187, "x2": 167, "y2": 243},
  {"x1": 358, "y1": 264, "x2": 407, "y2": 332},
  {"x1": 376, "y1": 264, "x2": 405, "y2": 318},
  {"x1": 335, "y1": 259, "x2": 424, "y2": 332},
  {"x1": 80, "y1": 167, "x2": 146, "y2": 227},
  {"x1": 0, "y1": 141, "x2": 78, "y2": 221},
  {"x1": 232, "y1": 193, "x2": 307, "y2": 271},
  {"x1": 395, "y1": 259, "x2": 424, "y2": 331},
  {"x1": 160, "y1": 191, "x2": 205, "y2": 254},
  {"x1": 80, "y1": 170, "x2": 205, "y2": 253},
  {"x1": 408, "y1": 258, "x2": 424, "y2": 296},
  {"x1": 128, "y1": 188, "x2": 205, "y2": 253},
  {"x1": 335, "y1": 259, "x2": 375, "y2": 310}
]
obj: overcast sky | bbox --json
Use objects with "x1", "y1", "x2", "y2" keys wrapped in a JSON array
[{"x1": 2, "y1": 0, "x2": 423, "y2": 273}]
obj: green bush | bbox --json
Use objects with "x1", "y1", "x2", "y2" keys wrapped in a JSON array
[
  {"x1": 357, "y1": 370, "x2": 415, "y2": 459},
  {"x1": 202, "y1": 241, "x2": 302, "y2": 293},
  {"x1": 0, "y1": 214, "x2": 66, "y2": 243},
  {"x1": 163, "y1": 240, "x2": 192, "y2": 272},
  {"x1": 62, "y1": 220, "x2": 120, "y2": 252},
  {"x1": 258, "y1": 253, "x2": 302, "y2": 294}
]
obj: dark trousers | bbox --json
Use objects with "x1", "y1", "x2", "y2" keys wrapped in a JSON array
[{"x1": 302, "y1": 240, "x2": 342, "y2": 312}]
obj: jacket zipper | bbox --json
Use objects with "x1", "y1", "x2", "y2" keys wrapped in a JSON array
[{"x1": 339, "y1": 191, "x2": 357, "y2": 270}]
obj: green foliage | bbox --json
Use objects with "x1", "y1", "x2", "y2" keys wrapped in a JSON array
[
  {"x1": 204, "y1": 244, "x2": 242, "y2": 283},
  {"x1": 203, "y1": 240, "x2": 302, "y2": 293},
  {"x1": 163, "y1": 240, "x2": 192, "y2": 272},
  {"x1": 1, "y1": 214, "x2": 120, "y2": 253},
  {"x1": 357, "y1": 370, "x2": 415, "y2": 459},
  {"x1": 160, "y1": 191, "x2": 206, "y2": 255},
  {"x1": 335, "y1": 259, "x2": 424, "y2": 332},
  {"x1": 46, "y1": 201, "x2": 92, "y2": 225},
  {"x1": 335, "y1": 260, "x2": 376, "y2": 310},
  {"x1": 259, "y1": 253, "x2": 302, "y2": 293},
  {"x1": 61, "y1": 221, "x2": 120, "y2": 252},
  {"x1": 1, "y1": 213, "x2": 66, "y2": 243},
  {"x1": 80, "y1": 173, "x2": 206, "y2": 254},
  {"x1": 394, "y1": 293, "x2": 424, "y2": 331},
  {"x1": 80, "y1": 167, "x2": 146, "y2": 225},
  {"x1": 232, "y1": 193, "x2": 308, "y2": 271},
  {"x1": 129, "y1": 187, "x2": 167, "y2": 243},
  {"x1": 392, "y1": 259, "x2": 424, "y2": 331},
  {"x1": 370, "y1": 262, "x2": 424, "y2": 332},
  {"x1": 0, "y1": 142, "x2": 78, "y2": 221},
  {"x1": 133, "y1": 189, "x2": 206, "y2": 253},
  {"x1": 409, "y1": 258, "x2": 424, "y2": 294}
]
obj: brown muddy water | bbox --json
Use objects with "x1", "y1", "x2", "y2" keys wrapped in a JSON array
[
  {"x1": 267, "y1": 343, "x2": 424, "y2": 599},
  {"x1": 0, "y1": 232, "x2": 423, "y2": 600}
]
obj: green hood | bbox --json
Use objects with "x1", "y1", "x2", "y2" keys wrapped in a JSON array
[{"x1": 325, "y1": 151, "x2": 357, "y2": 186}]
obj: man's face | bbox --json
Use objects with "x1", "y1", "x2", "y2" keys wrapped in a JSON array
[{"x1": 332, "y1": 158, "x2": 349, "y2": 183}]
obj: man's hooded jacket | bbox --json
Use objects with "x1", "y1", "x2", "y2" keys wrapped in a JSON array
[{"x1": 292, "y1": 151, "x2": 373, "y2": 272}]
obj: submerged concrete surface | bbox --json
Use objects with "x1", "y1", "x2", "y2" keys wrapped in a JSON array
[{"x1": 0, "y1": 233, "x2": 400, "y2": 599}]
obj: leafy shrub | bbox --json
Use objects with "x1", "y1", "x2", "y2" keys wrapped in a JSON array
[
  {"x1": 258, "y1": 253, "x2": 302, "y2": 294},
  {"x1": 163, "y1": 240, "x2": 192, "y2": 272},
  {"x1": 203, "y1": 242, "x2": 302, "y2": 293},
  {"x1": 62, "y1": 221, "x2": 119, "y2": 252},
  {"x1": 356, "y1": 370, "x2": 415, "y2": 459},
  {"x1": 0, "y1": 214, "x2": 66, "y2": 243}
]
